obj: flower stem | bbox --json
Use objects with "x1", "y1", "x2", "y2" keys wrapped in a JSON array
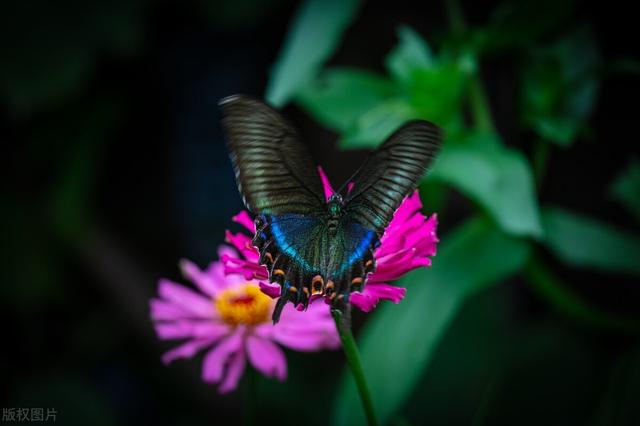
[
  {"x1": 444, "y1": 0, "x2": 496, "y2": 133},
  {"x1": 332, "y1": 309, "x2": 379, "y2": 426}
]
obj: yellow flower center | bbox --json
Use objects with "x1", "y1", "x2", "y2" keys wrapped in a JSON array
[{"x1": 215, "y1": 284, "x2": 272, "y2": 326}]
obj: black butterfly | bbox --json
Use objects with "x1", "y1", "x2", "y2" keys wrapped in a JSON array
[{"x1": 220, "y1": 95, "x2": 441, "y2": 324}]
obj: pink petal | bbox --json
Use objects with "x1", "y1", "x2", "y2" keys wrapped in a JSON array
[
  {"x1": 318, "y1": 166, "x2": 335, "y2": 202},
  {"x1": 259, "y1": 281, "x2": 281, "y2": 298},
  {"x1": 225, "y1": 230, "x2": 259, "y2": 261},
  {"x1": 218, "y1": 351, "x2": 246, "y2": 394},
  {"x1": 259, "y1": 303, "x2": 341, "y2": 351},
  {"x1": 221, "y1": 254, "x2": 269, "y2": 280},
  {"x1": 232, "y1": 211, "x2": 256, "y2": 233},
  {"x1": 161, "y1": 337, "x2": 218, "y2": 365},
  {"x1": 205, "y1": 246, "x2": 247, "y2": 289},
  {"x1": 179, "y1": 259, "x2": 220, "y2": 297},
  {"x1": 202, "y1": 330, "x2": 244, "y2": 384},
  {"x1": 150, "y1": 298, "x2": 192, "y2": 321},
  {"x1": 272, "y1": 332, "x2": 341, "y2": 351},
  {"x1": 154, "y1": 320, "x2": 228, "y2": 340},
  {"x1": 246, "y1": 335, "x2": 287, "y2": 381},
  {"x1": 350, "y1": 283, "x2": 407, "y2": 313},
  {"x1": 158, "y1": 279, "x2": 215, "y2": 318}
]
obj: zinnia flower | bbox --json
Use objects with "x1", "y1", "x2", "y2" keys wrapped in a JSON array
[
  {"x1": 150, "y1": 247, "x2": 340, "y2": 393},
  {"x1": 222, "y1": 167, "x2": 439, "y2": 312}
]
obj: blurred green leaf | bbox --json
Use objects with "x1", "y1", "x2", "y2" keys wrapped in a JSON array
[
  {"x1": 265, "y1": 0, "x2": 362, "y2": 107},
  {"x1": 340, "y1": 98, "x2": 422, "y2": 148},
  {"x1": 542, "y1": 206, "x2": 640, "y2": 276},
  {"x1": 295, "y1": 68, "x2": 396, "y2": 131},
  {"x1": 385, "y1": 25, "x2": 433, "y2": 85},
  {"x1": 521, "y1": 26, "x2": 600, "y2": 147},
  {"x1": 385, "y1": 26, "x2": 467, "y2": 130},
  {"x1": 430, "y1": 134, "x2": 543, "y2": 237},
  {"x1": 610, "y1": 158, "x2": 640, "y2": 222},
  {"x1": 525, "y1": 255, "x2": 640, "y2": 332},
  {"x1": 296, "y1": 26, "x2": 466, "y2": 148},
  {"x1": 333, "y1": 216, "x2": 531, "y2": 426},
  {"x1": 407, "y1": 63, "x2": 467, "y2": 126}
]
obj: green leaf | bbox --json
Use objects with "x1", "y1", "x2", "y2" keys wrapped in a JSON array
[
  {"x1": 541, "y1": 206, "x2": 640, "y2": 277},
  {"x1": 385, "y1": 26, "x2": 467, "y2": 129},
  {"x1": 525, "y1": 255, "x2": 640, "y2": 332},
  {"x1": 407, "y1": 62, "x2": 467, "y2": 126},
  {"x1": 610, "y1": 158, "x2": 640, "y2": 222},
  {"x1": 339, "y1": 98, "x2": 421, "y2": 149},
  {"x1": 521, "y1": 26, "x2": 600, "y2": 147},
  {"x1": 385, "y1": 25, "x2": 433, "y2": 85},
  {"x1": 265, "y1": 0, "x2": 362, "y2": 107},
  {"x1": 295, "y1": 68, "x2": 396, "y2": 131},
  {"x1": 430, "y1": 134, "x2": 543, "y2": 237},
  {"x1": 333, "y1": 216, "x2": 531, "y2": 426}
]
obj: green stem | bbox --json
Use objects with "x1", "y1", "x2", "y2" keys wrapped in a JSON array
[
  {"x1": 468, "y1": 78, "x2": 495, "y2": 133},
  {"x1": 332, "y1": 310, "x2": 379, "y2": 426},
  {"x1": 444, "y1": 0, "x2": 495, "y2": 133},
  {"x1": 532, "y1": 138, "x2": 551, "y2": 188}
]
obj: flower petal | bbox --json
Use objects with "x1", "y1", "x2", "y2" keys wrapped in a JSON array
[
  {"x1": 225, "y1": 230, "x2": 259, "y2": 261},
  {"x1": 150, "y1": 298, "x2": 192, "y2": 321},
  {"x1": 246, "y1": 335, "x2": 287, "y2": 381},
  {"x1": 218, "y1": 350, "x2": 246, "y2": 394},
  {"x1": 205, "y1": 246, "x2": 248, "y2": 289},
  {"x1": 259, "y1": 281, "x2": 281, "y2": 298},
  {"x1": 179, "y1": 259, "x2": 220, "y2": 297},
  {"x1": 158, "y1": 279, "x2": 215, "y2": 318},
  {"x1": 232, "y1": 211, "x2": 256, "y2": 233},
  {"x1": 202, "y1": 330, "x2": 244, "y2": 384},
  {"x1": 259, "y1": 303, "x2": 341, "y2": 351},
  {"x1": 318, "y1": 166, "x2": 335, "y2": 202},
  {"x1": 350, "y1": 283, "x2": 407, "y2": 312},
  {"x1": 221, "y1": 253, "x2": 269, "y2": 280},
  {"x1": 161, "y1": 337, "x2": 218, "y2": 365},
  {"x1": 154, "y1": 320, "x2": 228, "y2": 340}
]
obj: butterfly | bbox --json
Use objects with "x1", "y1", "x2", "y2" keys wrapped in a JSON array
[{"x1": 220, "y1": 95, "x2": 441, "y2": 325}]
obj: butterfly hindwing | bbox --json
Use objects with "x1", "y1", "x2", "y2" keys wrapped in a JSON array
[
  {"x1": 344, "y1": 120, "x2": 441, "y2": 236},
  {"x1": 220, "y1": 95, "x2": 325, "y2": 215},
  {"x1": 252, "y1": 213, "x2": 378, "y2": 322}
]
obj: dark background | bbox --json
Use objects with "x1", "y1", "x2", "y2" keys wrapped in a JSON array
[{"x1": 2, "y1": 0, "x2": 639, "y2": 425}]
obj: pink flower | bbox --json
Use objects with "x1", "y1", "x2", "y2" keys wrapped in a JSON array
[
  {"x1": 222, "y1": 168, "x2": 439, "y2": 313},
  {"x1": 150, "y1": 246, "x2": 340, "y2": 393}
]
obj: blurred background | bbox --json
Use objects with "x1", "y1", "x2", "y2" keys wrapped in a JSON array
[{"x1": 2, "y1": 0, "x2": 640, "y2": 424}]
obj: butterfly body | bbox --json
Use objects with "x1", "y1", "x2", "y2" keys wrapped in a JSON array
[
  {"x1": 253, "y1": 199, "x2": 380, "y2": 319},
  {"x1": 220, "y1": 95, "x2": 441, "y2": 324}
]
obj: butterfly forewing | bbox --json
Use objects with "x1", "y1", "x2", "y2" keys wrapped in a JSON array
[
  {"x1": 220, "y1": 95, "x2": 325, "y2": 215},
  {"x1": 344, "y1": 121, "x2": 441, "y2": 236}
]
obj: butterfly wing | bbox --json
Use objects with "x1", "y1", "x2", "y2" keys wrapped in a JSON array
[
  {"x1": 344, "y1": 120, "x2": 442, "y2": 236},
  {"x1": 220, "y1": 95, "x2": 325, "y2": 215},
  {"x1": 253, "y1": 213, "x2": 377, "y2": 325},
  {"x1": 221, "y1": 95, "x2": 329, "y2": 322}
]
